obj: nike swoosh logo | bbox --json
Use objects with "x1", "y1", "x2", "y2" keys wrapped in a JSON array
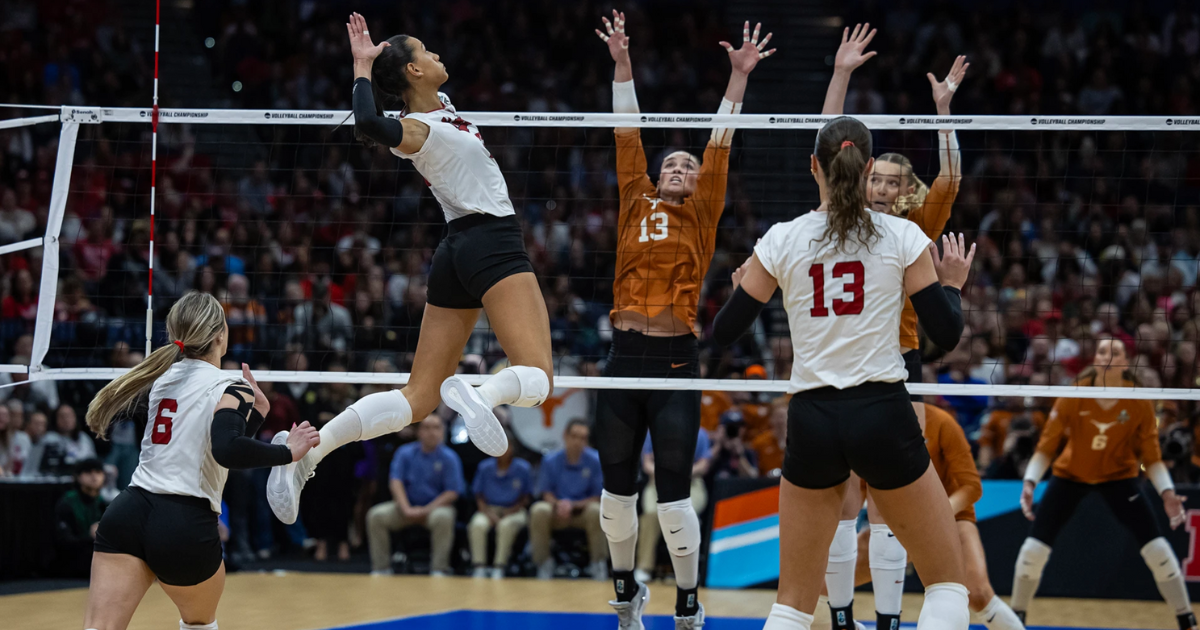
[
  {"x1": 671, "y1": 363, "x2": 689, "y2": 369},
  {"x1": 1129, "y1": 495, "x2": 1139, "y2": 502},
  {"x1": 670, "y1": 528, "x2": 683, "y2": 534},
  {"x1": 887, "y1": 532, "x2": 895, "y2": 537},
  {"x1": 602, "y1": 515, "x2": 614, "y2": 519},
  {"x1": 987, "y1": 615, "x2": 996, "y2": 623},
  {"x1": 1162, "y1": 560, "x2": 1171, "y2": 566}
]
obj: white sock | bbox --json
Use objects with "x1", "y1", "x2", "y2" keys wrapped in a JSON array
[
  {"x1": 825, "y1": 519, "x2": 858, "y2": 609},
  {"x1": 765, "y1": 603, "x2": 815, "y2": 630},
  {"x1": 478, "y1": 368, "x2": 522, "y2": 408},
  {"x1": 310, "y1": 409, "x2": 364, "y2": 464},
  {"x1": 608, "y1": 533, "x2": 637, "y2": 573},
  {"x1": 980, "y1": 595, "x2": 1024, "y2": 630},
  {"x1": 311, "y1": 390, "x2": 412, "y2": 463},
  {"x1": 869, "y1": 524, "x2": 907, "y2": 616},
  {"x1": 180, "y1": 621, "x2": 218, "y2": 630},
  {"x1": 916, "y1": 583, "x2": 969, "y2": 630}
]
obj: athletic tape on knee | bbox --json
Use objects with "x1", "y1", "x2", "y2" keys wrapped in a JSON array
[
  {"x1": 1015, "y1": 537, "x2": 1051, "y2": 580},
  {"x1": 180, "y1": 621, "x2": 218, "y2": 630},
  {"x1": 658, "y1": 498, "x2": 701, "y2": 557},
  {"x1": 828, "y1": 519, "x2": 858, "y2": 563},
  {"x1": 349, "y1": 390, "x2": 413, "y2": 440},
  {"x1": 506, "y1": 366, "x2": 550, "y2": 408},
  {"x1": 869, "y1": 524, "x2": 907, "y2": 570},
  {"x1": 1142, "y1": 537, "x2": 1183, "y2": 582},
  {"x1": 600, "y1": 490, "x2": 638, "y2": 542}
]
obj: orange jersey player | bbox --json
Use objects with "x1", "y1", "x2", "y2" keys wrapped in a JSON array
[
  {"x1": 1012, "y1": 339, "x2": 1194, "y2": 630},
  {"x1": 592, "y1": 11, "x2": 776, "y2": 628}
]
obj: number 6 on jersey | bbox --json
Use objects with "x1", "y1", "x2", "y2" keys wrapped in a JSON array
[{"x1": 151, "y1": 399, "x2": 178, "y2": 444}]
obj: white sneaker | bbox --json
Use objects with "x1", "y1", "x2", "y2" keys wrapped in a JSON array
[
  {"x1": 634, "y1": 569, "x2": 652, "y2": 584},
  {"x1": 440, "y1": 375, "x2": 508, "y2": 456},
  {"x1": 854, "y1": 622, "x2": 866, "y2": 630},
  {"x1": 473, "y1": 566, "x2": 489, "y2": 578},
  {"x1": 591, "y1": 560, "x2": 609, "y2": 581},
  {"x1": 369, "y1": 569, "x2": 393, "y2": 576},
  {"x1": 675, "y1": 602, "x2": 705, "y2": 630},
  {"x1": 537, "y1": 559, "x2": 556, "y2": 580},
  {"x1": 609, "y1": 580, "x2": 650, "y2": 630},
  {"x1": 490, "y1": 566, "x2": 504, "y2": 579},
  {"x1": 266, "y1": 431, "x2": 318, "y2": 525},
  {"x1": 430, "y1": 570, "x2": 450, "y2": 577}
]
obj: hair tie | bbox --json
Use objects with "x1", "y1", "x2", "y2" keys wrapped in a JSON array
[
  {"x1": 841, "y1": 140, "x2": 855, "y2": 149},
  {"x1": 173, "y1": 340, "x2": 185, "y2": 352}
]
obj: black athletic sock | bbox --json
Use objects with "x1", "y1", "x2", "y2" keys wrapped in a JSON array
[
  {"x1": 877, "y1": 612, "x2": 901, "y2": 630},
  {"x1": 829, "y1": 603, "x2": 855, "y2": 630},
  {"x1": 676, "y1": 586, "x2": 700, "y2": 617},
  {"x1": 1014, "y1": 610, "x2": 1026, "y2": 626},
  {"x1": 612, "y1": 570, "x2": 637, "y2": 603},
  {"x1": 1178, "y1": 611, "x2": 1197, "y2": 630}
]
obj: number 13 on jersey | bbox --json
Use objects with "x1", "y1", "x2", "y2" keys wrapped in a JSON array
[
  {"x1": 809, "y1": 262, "x2": 864, "y2": 317},
  {"x1": 638, "y1": 212, "x2": 668, "y2": 242}
]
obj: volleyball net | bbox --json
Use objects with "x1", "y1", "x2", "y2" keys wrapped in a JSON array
[{"x1": 4, "y1": 106, "x2": 1200, "y2": 413}]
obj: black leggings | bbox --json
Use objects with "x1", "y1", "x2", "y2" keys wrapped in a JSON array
[
  {"x1": 1030, "y1": 476, "x2": 1163, "y2": 547},
  {"x1": 594, "y1": 330, "x2": 700, "y2": 503}
]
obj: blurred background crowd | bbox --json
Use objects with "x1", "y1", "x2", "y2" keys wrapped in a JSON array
[{"x1": 3, "y1": 0, "x2": 1200, "y2": 578}]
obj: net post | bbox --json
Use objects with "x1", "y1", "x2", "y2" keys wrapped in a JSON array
[{"x1": 29, "y1": 118, "x2": 80, "y2": 380}]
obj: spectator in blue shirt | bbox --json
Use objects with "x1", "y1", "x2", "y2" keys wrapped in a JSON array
[
  {"x1": 530, "y1": 419, "x2": 605, "y2": 580},
  {"x1": 636, "y1": 430, "x2": 712, "y2": 582},
  {"x1": 366, "y1": 414, "x2": 464, "y2": 575},
  {"x1": 467, "y1": 429, "x2": 533, "y2": 578}
]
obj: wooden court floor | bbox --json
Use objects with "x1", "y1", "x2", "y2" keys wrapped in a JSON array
[{"x1": 4, "y1": 573, "x2": 1186, "y2": 630}]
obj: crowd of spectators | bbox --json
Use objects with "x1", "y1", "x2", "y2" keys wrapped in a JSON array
[{"x1": 5, "y1": 0, "x2": 1200, "y2": 576}]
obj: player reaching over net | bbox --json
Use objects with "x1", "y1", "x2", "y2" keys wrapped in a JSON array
[
  {"x1": 266, "y1": 12, "x2": 554, "y2": 525},
  {"x1": 592, "y1": 11, "x2": 774, "y2": 630},
  {"x1": 816, "y1": 24, "x2": 969, "y2": 630},
  {"x1": 1012, "y1": 338, "x2": 1195, "y2": 630},
  {"x1": 81, "y1": 292, "x2": 321, "y2": 630},
  {"x1": 713, "y1": 116, "x2": 975, "y2": 630}
]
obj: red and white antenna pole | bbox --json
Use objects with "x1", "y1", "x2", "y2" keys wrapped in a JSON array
[{"x1": 145, "y1": 0, "x2": 161, "y2": 356}]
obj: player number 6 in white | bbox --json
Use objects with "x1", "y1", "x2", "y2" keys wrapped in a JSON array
[
  {"x1": 638, "y1": 212, "x2": 669, "y2": 242},
  {"x1": 1091, "y1": 434, "x2": 1107, "y2": 450}
]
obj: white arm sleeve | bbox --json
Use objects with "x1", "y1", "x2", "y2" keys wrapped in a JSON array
[
  {"x1": 711, "y1": 97, "x2": 743, "y2": 148},
  {"x1": 613, "y1": 80, "x2": 640, "y2": 114},
  {"x1": 1146, "y1": 461, "x2": 1175, "y2": 495},
  {"x1": 1023, "y1": 451, "x2": 1052, "y2": 485},
  {"x1": 938, "y1": 130, "x2": 961, "y2": 179}
]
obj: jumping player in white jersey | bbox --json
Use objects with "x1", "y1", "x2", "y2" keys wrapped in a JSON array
[
  {"x1": 266, "y1": 13, "x2": 555, "y2": 525},
  {"x1": 81, "y1": 291, "x2": 321, "y2": 630},
  {"x1": 712, "y1": 116, "x2": 975, "y2": 630}
]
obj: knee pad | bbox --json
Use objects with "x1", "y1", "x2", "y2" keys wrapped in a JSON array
[
  {"x1": 350, "y1": 390, "x2": 413, "y2": 439},
  {"x1": 869, "y1": 524, "x2": 907, "y2": 570},
  {"x1": 1142, "y1": 537, "x2": 1183, "y2": 582},
  {"x1": 828, "y1": 519, "x2": 858, "y2": 564},
  {"x1": 919, "y1": 583, "x2": 970, "y2": 628},
  {"x1": 1016, "y1": 537, "x2": 1052, "y2": 580},
  {"x1": 180, "y1": 621, "x2": 218, "y2": 630},
  {"x1": 658, "y1": 498, "x2": 701, "y2": 557},
  {"x1": 600, "y1": 490, "x2": 638, "y2": 542},
  {"x1": 504, "y1": 366, "x2": 550, "y2": 408}
]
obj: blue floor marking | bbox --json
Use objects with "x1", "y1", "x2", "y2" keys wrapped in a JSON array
[{"x1": 326, "y1": 610, "x2": 1141, "y2": 630}]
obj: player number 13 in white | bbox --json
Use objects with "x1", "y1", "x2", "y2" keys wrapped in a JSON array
[{"x1": 639, "y1": 212, "x2": 669, "y2": 242}]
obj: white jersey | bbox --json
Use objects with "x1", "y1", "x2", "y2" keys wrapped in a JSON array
[
  {"x1": 129, "y1": 359, "x2": 245, "y2": 513},
  {"x1": 390, "y1": 93, "x2": 515, "y2": 222},
  {"x1": 754, "y1": 210, "x2": 931, "y2": 393}
]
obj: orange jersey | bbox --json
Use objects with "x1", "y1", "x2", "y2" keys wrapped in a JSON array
[
  {"x1": 1037, "y1": 392, "x2": 1162, "y2": 484},
  {"x1": 700, "y1": 390, "x2": 733, "y2": 433},
  {"x1": 899, "y1": 142, "x2": 960, "y2": 349},
  {"x1": 750, "y1": 431, "x2": 785, "y2": 476},
  {"x1": 611, "y1": 130, "x2": 730, "y2": 333},
  {"x1": 924, "y1": 405, "x2": 981, "y2": 522},
  {"x1": 978, "y1": 408, "x2": 1047, "y2": 454},
  {"x1": 740, "y1": 401, "x2": 772, "y2": 441}
]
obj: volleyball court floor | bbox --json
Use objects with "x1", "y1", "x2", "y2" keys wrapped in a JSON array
[{"x1": 5, "y1": 573, "x2": 1183, "y2": 630}]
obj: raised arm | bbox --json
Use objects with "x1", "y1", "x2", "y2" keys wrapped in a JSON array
[
  {"x1": 907, "y1": 55, "x2": 969, "y2": 237},
  {"x1": 822, "y1": 23, "x2": 877, "y2": 115},
  {"x1": 711, "y1": 21, "x2": 776, "y2": 147},
  {"x1": 347, "y1": 12, "x2": 428, "y2": 154},
  {"x1": 597, "y1": 11, "x2": 637, "y2": 132}
]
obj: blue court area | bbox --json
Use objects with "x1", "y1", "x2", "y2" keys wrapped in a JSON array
[{"x1": 329, "y1": 610, "x2": 1125, "y2": 630}]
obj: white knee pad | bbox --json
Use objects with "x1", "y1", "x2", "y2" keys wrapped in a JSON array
[
  {"x1": 828, "y1": 519, "x2": 858, "y2": 564},
  {"x1": 180, "y1": 621, "x2": 218, "y2": 630},
  {"x1": 658, "y1": 498, "x2": 702, "y2": 557},
  {"x1": 349, "y1": 389, "x2": 413, "y2": 440},
  {"x1": 1015, "y1": 537, "x2": 1052, "y2": 580},
  {"x1": 600, "y1": 490, "x2": 638, "y2": 542},
  {"x1": 918, "y1": 583, "x2": 970, "y2": 630},
  {"x1": 869, "y1": 524, "x2": 908, "y2": 570},
  {"x1": 505, "y1": 366, "x2": 550, "y2": 408},
  {"x1": 1142, "y1": 537, "x2": 1183, "y2": 582}
]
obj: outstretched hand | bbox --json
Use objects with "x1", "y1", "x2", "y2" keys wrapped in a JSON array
[
  {"x1": 346, "y1": 12, "x2": 389, "y2": 63},
  {"x1": 241, "y1": 363, "x2": 270, "y2": 418},
  {"x1": 928, "y1": 55, "x2": 969, "y2": 113},
  {"x1": 720, "y1": 21, "x2": 776, "y2": 75},
  {"x1": 595, "y1": 10, "x2": 631, "y2": 64},
  {"x1": 931, "y1": 232, "x2": 976, "y2": 290},
  {"x1": 833, "y1": 23, "x2": 877, "y2": 74}
]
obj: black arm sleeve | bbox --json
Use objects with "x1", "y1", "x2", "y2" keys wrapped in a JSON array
[
  {"x1": 353, "y1": 77, "x2": 404, "y2": 148},
  {"x1": 909, "y1": 282, "x2": 964, "y2": 351},
  {"x1": 713, "y1": 286, "x2": 768, "y2": 347},
  {"x1": 210, "y1": 408, "x2": 293, "y2": 470}
]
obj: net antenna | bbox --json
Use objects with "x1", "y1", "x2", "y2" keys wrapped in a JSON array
[{"x1": 145, "y1": 0, "x2": 162, "y2": 356}]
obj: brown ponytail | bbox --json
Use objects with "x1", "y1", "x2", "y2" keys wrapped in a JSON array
[
  {"x1": 814, "y1": 116, "x2": 877, "y2": 253},
  {"x1": 87, "y1": 292, "x2": 226, "y2": 438}
]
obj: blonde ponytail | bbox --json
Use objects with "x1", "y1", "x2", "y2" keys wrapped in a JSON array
[{"x1": 87, "y1": 292, "x2": 226, "y2": 438}]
